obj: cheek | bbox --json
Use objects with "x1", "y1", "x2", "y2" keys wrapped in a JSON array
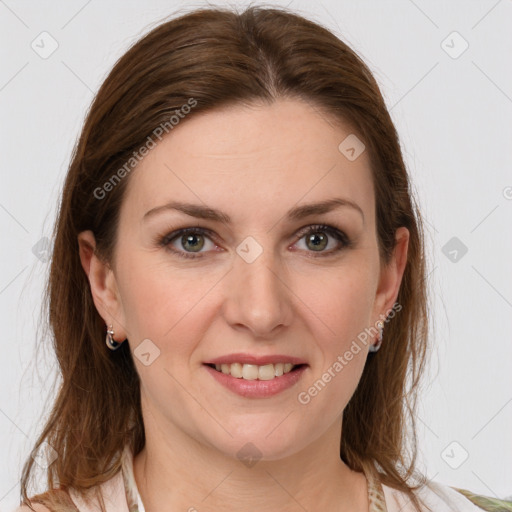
[
  {"x1": 116, "y1": 253, "x2": 218, "y2": 352},
  {"x1": 293, "y1": 262, "x2": 376, "y2": 349},
  {"x1": 289, "y1": 262, "x2": 375, "y2": 410},
  {"x1": 296, "y1": 287, "x2": 371, "y2": 424}
]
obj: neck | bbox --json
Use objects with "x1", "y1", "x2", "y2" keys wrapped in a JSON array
[{"x1": 133, "y1": 419, "x2": 369, "y2": 512}]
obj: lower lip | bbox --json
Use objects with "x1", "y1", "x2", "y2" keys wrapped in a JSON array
[{"x1": 203, "y1": 364, "x2": 308, "y2": 398}]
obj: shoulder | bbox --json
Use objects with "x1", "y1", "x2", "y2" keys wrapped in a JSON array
[
  {"x1": 11, "y1": 493, "x2": 75, "y2": 512},
  {"x1": 12, "y1": 503, "x2": 51, "y2": 512},
  {"x1": 382, "y1": 479, "x2": 512, "y2": 512},
  {"x1": 12, "y1": 446, "x2": 133, "y2": 512}
]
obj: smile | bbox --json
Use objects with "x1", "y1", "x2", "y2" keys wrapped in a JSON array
[
  {"x1": 207, "y1": 362, "x2": 301, "y2": 380},
  {"x1": 203, "y1": 363, "x2": 308, "y2": 398}
]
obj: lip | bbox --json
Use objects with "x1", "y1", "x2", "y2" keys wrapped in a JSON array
[
  {"x1": 204, "y1": 353, "x2": 308, "y2": 366},
  {"x1": 203, "y1": 363, "x2": 308, "y2": 398}
]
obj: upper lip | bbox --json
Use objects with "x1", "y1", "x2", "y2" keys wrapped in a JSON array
[{"x1": 204, "y1": 353, "x2": 308, "y2": 366}]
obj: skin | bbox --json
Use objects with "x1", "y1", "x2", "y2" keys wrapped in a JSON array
[{"x1": 78, "y1": 98, "x2": 408, "y2": 512}]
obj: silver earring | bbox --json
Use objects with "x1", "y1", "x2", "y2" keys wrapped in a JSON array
[
  {"x1": 369, "y1": 321, "x2": 384, "y2": 353},
  {"x1": 106, "y1": 324, "x2": 122, "y2": 351}
]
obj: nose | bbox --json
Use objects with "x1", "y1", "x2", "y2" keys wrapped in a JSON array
[{"x1": 221, "y1": 246, "x2": 294, "y2": 339}]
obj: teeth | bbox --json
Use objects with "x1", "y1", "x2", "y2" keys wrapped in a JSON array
[{"x1": 212, "y1": 362, "x2": 299, "y2": 380}]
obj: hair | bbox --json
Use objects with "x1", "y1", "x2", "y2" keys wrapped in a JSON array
[{"x1": 19, "y1": 4, "x2": 431, "y2": 512}]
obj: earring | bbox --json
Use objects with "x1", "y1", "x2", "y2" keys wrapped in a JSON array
[
  {"x1": 105, "y1": 324, "x2": 122, "y2": 351},
  {"x1": 369, "y1": 320, "x2": 384, "y2": 353}
]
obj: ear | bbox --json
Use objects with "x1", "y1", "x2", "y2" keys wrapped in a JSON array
[
  {"x1": 372, "y1": 226, "x2": 409, "y2": 322},
  {"x1": 77, "y1": 230, "x2": 128, "y2": 342}
]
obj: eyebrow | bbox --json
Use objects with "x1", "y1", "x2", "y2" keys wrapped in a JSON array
[{"x1": 143, "y1": 197, "x2": 365, "y2": 224}]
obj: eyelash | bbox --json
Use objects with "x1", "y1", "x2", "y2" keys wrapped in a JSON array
[{"x1": 156, "y1": 224, "x2": 352, "y2": 260}]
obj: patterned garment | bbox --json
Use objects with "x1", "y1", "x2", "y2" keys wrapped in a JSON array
[
  {"x1": 451, "y1": 488, "x2": 512, "y2": 512},
  {"x1": 365, "y1": 462, "x2": 389, "y2": 511}
]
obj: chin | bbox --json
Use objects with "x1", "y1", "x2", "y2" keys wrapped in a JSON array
[{"x1": 205, "y1": 426, "x2": 311, "y2": 464}]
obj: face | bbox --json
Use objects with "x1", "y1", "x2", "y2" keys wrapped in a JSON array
[{"x1": 79, "y1": 98, "x2": 408, "y2": 462}]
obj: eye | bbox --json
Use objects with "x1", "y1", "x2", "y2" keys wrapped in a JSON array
[
  {"x1": 159, "y1": 228, "x2": 218, "y2": 259},
  {"x1": 293, "y1": 224, "x2": 351, "y2": 256}
]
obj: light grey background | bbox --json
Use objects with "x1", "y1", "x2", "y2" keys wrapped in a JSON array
[{"x1": 1, "y1": 0, "x2": 511, "y2": 510}]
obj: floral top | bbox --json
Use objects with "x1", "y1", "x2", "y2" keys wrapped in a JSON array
[{"x1": 17, "y1": 444, "x2": 512, "y2": 512}]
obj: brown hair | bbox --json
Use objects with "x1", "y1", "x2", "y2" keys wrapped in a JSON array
[{"x1": 20, "y1": 5, "x2": 431, "y2": 512}]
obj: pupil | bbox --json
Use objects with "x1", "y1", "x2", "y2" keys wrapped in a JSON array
[
  {"x1": 183, "y1": 233, "x2": 204, "y2": 252},
  {"x1": 307, "y1": 232, "x2": 327, "y2": 251}
]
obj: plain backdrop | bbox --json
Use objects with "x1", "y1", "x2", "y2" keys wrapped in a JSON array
[{"x1": 1, "y1": 0, "x2": 511, "y2": 510}]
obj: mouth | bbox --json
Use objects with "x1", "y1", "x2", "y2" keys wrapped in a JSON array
[
  {"x1": 204, "y1": 362, "x2": 307, "y2": 381},
  {"x1": 203, "y1": 362, "x2": 309, "y2": 398}
]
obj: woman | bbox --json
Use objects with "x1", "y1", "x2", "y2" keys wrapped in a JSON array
[{"x1": 15, "y1": 5, "x2": 511, "y2": 512}]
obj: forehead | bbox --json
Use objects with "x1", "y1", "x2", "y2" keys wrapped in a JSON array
[{"x1": 120, "y1": 98, "x2": 374, "y2": 227}]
